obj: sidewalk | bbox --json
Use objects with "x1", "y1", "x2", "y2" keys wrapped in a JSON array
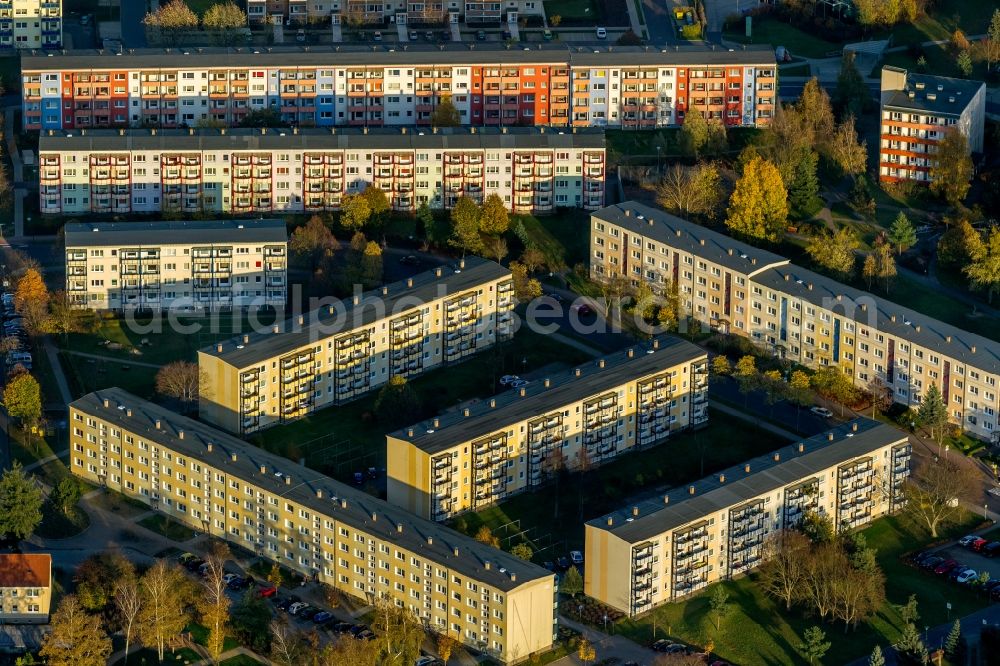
[
  {"x1": 552, "y1": 616, "x2": 654, "y2": 665},
  {"x1": 3, "y1": 104, "x2": 25, "y2": 239},
  {"x1": 62, "y1": 348, "x2": 166, "y2": 369}
]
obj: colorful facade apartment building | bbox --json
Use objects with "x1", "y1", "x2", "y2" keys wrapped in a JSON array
[
  {"x1": 591, "y1": 201, "x2": 1000, "y2": 442},
  {"x1": 198, "y1": 257, "x2": 513, "y2": 435},
  {"x1": 63, "y1": 219, "x2": 287, "y2": 312},
  {"x1": 70, "y1": 388, "x2": 557, "y2": 663},
  {"x1": 879, "y1": 66, "x2": 985, "y2": 184},
  {"x1": 246, "y1": 0, "x2": 543, "y2": 24},
  {"x1": 585, "y1": 420, "x2": 911, "y2": 616},
  {"x1": 20, "y1": 45, "x2": 776, "y2": 131},
  {"x1": 37, "y1": 127, "x2": 606, "y2": 216},
  {"x1": 0, "y1": 0, "x2": 61, "y2": 50},
  {"x1": 386, "y1": 336, "x2": 708, "y2": 522},
  {"x1": 0, "y1": 554, "x2": 52, "y2": 624}
]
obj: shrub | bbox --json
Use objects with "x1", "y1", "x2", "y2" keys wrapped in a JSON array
[{"x1": 680, "y1": 24, "x2": 702, "y2": 40}]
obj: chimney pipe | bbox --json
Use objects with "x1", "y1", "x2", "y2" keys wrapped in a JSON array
[{"x1": 231, "y1": 452, "x2": 238, "y2": 462}]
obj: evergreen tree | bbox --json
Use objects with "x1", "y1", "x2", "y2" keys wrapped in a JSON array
[
  {"x1": 561, "y1": 566, "x2": 583, "y2": 597},
  {"x1": 944, "y1": 619, "x2": 961, "y2": 656},
  {"x1": 0, "y1": 461, "x2": 43, "y2": 542},
  {"x1": 788, "y1": 149, "x2": 821, "y2": 219},
  {"x1": 835, "y1": 51, "x2": 869, "y2": 118},
  {"x1": 798, "y1": 626, "x2": 831, "y2": 665},
  {"x1": 888, "y1": 212, "x2": 917, "y2": 255},
  {"x1": 868, "y1": 645, "x2": 885, "y2": 666},
  {"x1": 917, "y1": 382, "x2": 948, "y2": 443},
  {"x1": 897, "y1": 623, "x2": 923, "y2": 654}
]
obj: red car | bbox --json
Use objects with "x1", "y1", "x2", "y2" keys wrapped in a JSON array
[
  {"x1": 934, "y1": 559, "x2": 959, "y2": 575},
  {"x1": 972, "y1": 538, "x2": 989, "y2": 552},
  {"x1": 257, "y1": 585, "x2": 278, "y2": 598}
]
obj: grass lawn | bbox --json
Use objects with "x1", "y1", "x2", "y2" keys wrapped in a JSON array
[
  {"x1": 58, "y1": 351, "x2": 160, "y2": 400},
  {"x1": 723, "y1": 16, "x2": 841, "y2": 58},
  {"x1": 881, "y1": 44, "x2": 992, "y2": 81},
  {"x1": 248, "y1": 559, "x2": 303, "y2": 587},
  {"x1": 220, "y1": 656, "x2": 265, "y2": 666},
  {"x1": 111, "y1": 647, "x2": 202, "y2": 666},
  {"x1": 888, "y1": 0, "x2": 997, "y2": 44},
  {"x1": 183, "y1": 0, "x2": 228, "y2": 15},
  {"x1": 451, "y1": 413, "x2": 790, "y2": 554},
  {"x1": 614, "y1": 511, "x2": 986, "y2": 665},
  {"x1": 779, "y1": 63, "x2": 811, "y2": 77},
  {"x1": 513, "y1": 208, "x2": 590, "y2": 270},
  {"x1": 88, "y1": 489, "x2": 154, "y2": 519},
  {"x1": 187, "y1": 622, "x2": 240, "y2": 652},
  {"x1": 36, "y1": 500, "x2": 90, "y2": 539},
  {"x1": 252, "y1": 329, "x2": 594, "y2": 483},
  {"x1": 138, "y1": 514, "x2": 197, "y2": 542},
  {"x1": 544, "y1": 0, "x2": 600, "y2": 22},
  {"x1": 0, "y1": 56, "x2": 20, "y2": 94}
]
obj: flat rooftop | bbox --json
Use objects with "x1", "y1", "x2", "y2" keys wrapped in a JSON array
[
  {"x1": 39, "y1": 126, "x2": 607, "y2": 154},
  {"x1": 201, "y1": 256, "x2": 509, "y2": 368},
  {"x1": 21, "y1": 44, "x2": 776, "y2": 70},
  {"x1": 591, "y1": 202, "x2": 790, "y2": 277},
  {"x1": 391, "y1": 335, "x2": 706, "y2": 455},
  {"x1": 588, "y1": 419, "x2": 908, "y2": 544},
  {"x1": 64, "y1": 219, "x2": 287, "y2": 247},
  {"x1": 71, "y1": 388, "x2": 552, "y2": 592},
  {"x1": 881, "y1": 66, "x2": 984, "y2": 116}
]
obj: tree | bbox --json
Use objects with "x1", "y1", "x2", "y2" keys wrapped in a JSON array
[
  {"x1": 905, "y1": 456, "x2": 976, "y2": 537},
  {"x1": 202, "y1": 1, "x2": 246, "y2": 44},
  {"x1": 520, "y1": 247, "x2": 546, "y2": 274},
  {"x1": 237, "y1": 108, "x2": 284, "y2": 128},
  {"x1": 267, "y1": 562, "x2": 283, "y2": 588},
  {"x1": 269, "y1": 618, "x2": 305, "y2": 666},
  {"x1": 198, "y1": 542, "x2": 231, "y2": 662},
  {"x1": 49, "y1": 477, "x2": 81, "y2": 518},
  {"x1": 374, "y1": 375, "x2": 422, "y2": 426},
  {"x1": 758, "y1": 530, "x2": 810, "y2": 610},
  {"x1": 888, "y1": 212, "x2": 917, "y2": 255},
  {"x1": 362, "y1": 240, "x2": 383, "y2": 288},
  {"x1": 143, "y1": 0, "x2": 198, "y2": 44},
  {"x1": 340, "y1": 192, "x2": 373, "y2": 229},
  {"x1": 479, "y1": 193, "x2": 510, "y2": 236},
  {"x1": 510, "y1": 542, "x2": 533, "y2": 560},
  {"x1": 510, "y1": 261, "x2": 541, "y2": 301},
  {"x1": 726, "y1": 156, "x2": 788, "y2": 242},
  {"x1": 733, "y1": 355, "x2": 758, "y2": 407},
  {"x1": 139, "y1": 560, "x2": 191, "y2": 661},
  {"x1": 4, "y1": 372, "x2": 41, "y2": 436},
  {"x1": 797, "y1": 79, "x2": 835, "y2": 148},
  {"x1": 577, "y1": 638, "x2": 596, "y2": 664},
  {"x1": 15, "y1": 268, "x2": 50, "y2": 335},
  {"x1": 861, "y1": 254, "x2": 877, "y2": 290},
  {"x1": 938, "y1": 218, "x2": 982, "y2": 268},
  {"x1": 897, "y1": 622, "x2": 925, "y2": 655},
  {"x1": 362, "y1": 185, "x2": 390, "y2": 226},
  {"x1": 562, "y1": 566, "x2": 583, "y2": 597},
  {"x1": 710, "y1": 355, "x2": 731, "y2": 378},
  {"x1": 866, "y1": 376, "x2": 892, "y2": 418},
  {"x1": 0, "y1": 461, "x2": 43, "y2": 542},
  {"x1": 986, "y1": 9, "x2": 1000, "y2": 68},
  {"x1": 709, "y1": 585, "x2": 730, "y2": 631},
  {"x1": 40, "y1": 595, "x2": 112, "y2": 666},
  {"x1": 917, "y1": 382, "x2": 948, "y2": 444},
  {"x1": 788, "y1": 369, "x2": 813, "y2": 429},
  {"x1": 964, "y1": 227, "x2": 1000, "y2": 303},
  {"x1": 957, "y1": 49, "x2": 973, "y2": 77},
  {"x1": 829, "y1": 116, "x2": 868, "y2": 176},
  {"x1": 44, "y1": 290, "x2": 88, "y2": 341},
  {"x1": 372, "y1": 598, "x2": 424, "y2": 665},
  {"x1": 113, "y1": 567, "x2": 142, "y2": 666},
  {"x1": 801, "y1": 510, "x2": 835, "y2": 544},
  {"x1": 475, "y1": 525, "x2": 500, "y2": 548},
  {"x1": 430, "y1": 95, "x2": 461, "y2": 127},
  {"x1": 436, "y1": 633, "x2": 458, "y2": 664},
  {"x1": 834, "y1": 52, "x2": 869, "y2": 118},
  {"x1": 485, "y1": 236, "x2": 508, "y2": 264},
  {"x1": 811, "y1": 366, "x2": 858, "y2": 415},
  {"x1": 799, "y1": 626, "x2": 831, "y2": 665},
  {"x1": 788, "y1": 148, "x2": 821, "y2": 219},
  {"x1": 679, "y1": 107, "x2": 711, "y2": 159},
  {"x1": 898, "y1": 594, "x2": 920, "y2": 626},
  {"x1": 944, "y1": 618, "x2": 961, "y2": 656},
  {"x1": 76, "y1": 551, "x2": 133, "y2": 612},
  {"x1": 229, "y1": 591, "x2": 271, "y2": 654},
  {"x1": 449, "y1": 196, "x2": 483, "y2": 255},
  {"x1": 930, "y1": 129, "x2": 974, "y2": 208},
  {"x1": 155, "y1": 360, "x2": 201, "y2": 406},
  {"x1": 289, "y1": 215, "x2": 337, "y2": 271},
  {"x1": 868, "y1": 645, "x2": 885, "y2": 666},
  {"x1": 807, "y1": 227, "x2": 858, "y2": 278},
  {"x1": 872, "y1": 237, "x2": 897, "y2": 293},
  {"x1": 656, "y1": 162, "x2": 723, "y2": 221}
]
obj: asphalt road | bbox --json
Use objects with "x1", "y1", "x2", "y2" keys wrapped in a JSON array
[{"x1": 120, "y1": 0, "x2": 147, "y2": 48}]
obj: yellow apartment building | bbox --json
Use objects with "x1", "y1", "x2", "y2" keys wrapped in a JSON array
[
  {"x1": 70, "y1": 388, "x2": 557, "y2": 663},
  {"x1": 0, "y1": 554, "x2": 52, "y2": 624},
  {"x1": 198, "y1": 256, "x2": 513, "y2": 435},
  {"x1": 386, "y1": 336, "x2": 708, "y2": 521},
  {"x1": 584, "y1": 420, "x2": 911, "y2": 617}
]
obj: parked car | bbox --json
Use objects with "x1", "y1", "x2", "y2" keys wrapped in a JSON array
[
  {"x1": 185, "y1": 558, "x2": 205, "y2": 572},
  {"x1": 257, "y1": 585, "x2": 278, "y2": 598},
  {"x1": 543, "y1": 29, "x2": 553, "y2": 40},
  {"x1": 222, "y1": 573, "x2": 239, "y2": 586},
  {"x1": 349, "y1": 624, "x2": 370, "y2": 637},
  {"x1": 440, "y1": 30, "x2": 451, "y2": 41},
  {"x1": 425, "y1": 31, "x2": 434, "y2": 40},
  {"x1": 992, "y1": 585, "x2": 1000, "y2": 602},
  {"x1": 398, "y1": 255, "x2": 419, "y2": 266},
  {"x1": 555, "y1": 556, "x2": 570, "y2": 571},
  {"x1": 502, "y1": 29, "x2": 511, "y2": 40},
  {"x1": 570, "y1": 551, "x2": 584, "y2": 566},
  {"x1": 910, "y1": 550, "x2": 933, "y2": 565},
  {"x1": 596, "y1": 27, "x2": 607, "y2": 38},
  {"x1": 296, "y1": 29, "x2": 305, "y2": 42},
  {"x1": 510, "y1": 379, "x2": 529, "y2": 389},
  {"x1": 299, "y1": 607, "x2": 321, "y2": 621},
  {"x1": 983, "y1": 580, "x2": 1000, "y2": 594},
  {"x1": 955, "y1": 569, "x2": 980, "y2": 585},
  {"x1": 984, "y1": 542, "x2": 1000, "y2": 558},
  {"x1": 288, "y1": 602, "x2": 309, "y2": 615},
  {"x1": 415, "y1": 657, "x2": 440, "y2": 666},
  {"x1": 408, "y1": 30, "x2": 418, "y2": 40},
  {"x1": 356, "y1": 629, "x2": 376, "y2": 641},
  {"x1": 330, "y1": 621, "x2": 354, "y2": 634},
  {"x1": 810, "y1": 406, "x2": 833, "y2": 418},
  {"x1": 178, "y1": 552, "x2": 197, "y2": 565},
  {"x1": 476, "y1": 30, "x2": 487, "y2": 41},
  {"x1": 959, "y1": 535, "x2": 979, "y2": 547},
  {"x1": 933, "y1": 559, "x2": 959, "y2": 575},
  {"x1": 920, "y1": 556, "x2": 945, "y2": 571},
  {"x1": 652, "y1": 639, "x2": 675, "y2": 653},
  {"x1": 373, "y1": 31, "x2": 382, "y2": 41},
  {"x1": 312, "y1": 611, "x2": 333, "y2": 624},
  {"x1": 972, "y1": 538, "x2": 989, "y2": 552},
  {"x1": 571, "y1": 303, "x2": 593, "y2": 317},
  {"x1": 949, "y1": 565, "x2": 971, "y2": 581},
  {"x1": 499, "y1": 375, "x2": 519, "y2": 386}
]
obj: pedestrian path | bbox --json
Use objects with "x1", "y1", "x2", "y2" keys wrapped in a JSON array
[{"x1": 62, "y1": 348, "x2": 166, "y2": 369}]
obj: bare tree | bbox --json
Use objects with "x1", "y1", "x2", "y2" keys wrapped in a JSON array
[
  {"x1": 154, "y1": 361, "x2": 202, "y2": 405},
  {"x1": 905, "y1": 456, "x2": 977, "y2": 537},
  {"x1": 198, "y1": 542, "x2": 231, "y2": 661},
  {"x1": 801, "y1": 542, "x2": 840, "y2": 621},
  {"x1": 831, "y1": 559, "x2": 885, "y2": 632},
  {"x1": 113, "y1": 566, "x2": 142, "y2": 666},
  {"x1": 269, "y1": 618, "x2": 305, "y2": 666},
  {"x1": 758, "y1": 530, "x2": 810, "y2": 610},
  {"x1": 138, "y1": 560, "x2": 191, "y2": 661}
]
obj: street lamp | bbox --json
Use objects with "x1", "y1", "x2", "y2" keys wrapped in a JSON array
[
  {"x1": 986, "y1": 504, "x2": 990, "y2": 520},
  {"x1": 656, "y1": 145, "x2": 661, "y2": 175}
]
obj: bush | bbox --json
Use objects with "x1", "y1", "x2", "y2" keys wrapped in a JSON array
[
  {"x1": 617, "y1": 30, "x2": 642, "y2": 46},
  {"x1": 559, "y1": 598, "x2": 626, "y2": 626},
  {"x1": 680, "y1": 24, "x2": 702, "y2": 40}
]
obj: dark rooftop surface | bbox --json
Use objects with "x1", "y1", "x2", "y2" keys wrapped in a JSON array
[
  {"x1": 64, "y1": 219, "x2": 287, "y2": 247},
  {"x1": 881, "y1": 67, "x2": 985, "y2": 115}
]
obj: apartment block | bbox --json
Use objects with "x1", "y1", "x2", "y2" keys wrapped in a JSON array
[
  {"x1": 70, "y1": 388, "x2": 556, "y2": 662},
  {"x1": 591, "y1": 201, "x2": 1000, "y2": 442},
  {"x1": 585, "y1": 420, "x2": 911, "y2": 616},
  {"x1": 0, "y1": 554, "x2": 52, "y2": 624},
  {"x1": 0, "y1": 0, "x2": 61, "y2": 50},
  {"x1": 199, "y1": 257, "x2": 513, "y2": 435},
  {"x1": 38, "y1": 127, "x2": 606, "y2": 216},
  {"x1": 245, "y1": 1, "x2": 542, "y2": 25},
  {"x1": 387, "y1": 336, "x2": 708, "y2": 521},
  {"x1": 20, "y1": 45, "x2": 775, "y2": 131},
  {"x1": 590, "y1": 202, "x2": 789, "y2": 335},
  {"x1": 879, "y1": 66, "x2": 985, "y2": 184},
  {"x1": 64, "y1": 219, "x2": 287, "y2": 312}
]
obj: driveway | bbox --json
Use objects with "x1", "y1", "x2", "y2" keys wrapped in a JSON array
[
  {"x1": 642, "y1": 0, "x2": 681, "y2": 44},
  {"x1": 120, "y1": 0, "x2": 150, "y2": 47}
]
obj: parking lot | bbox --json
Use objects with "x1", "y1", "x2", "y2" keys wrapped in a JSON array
[{"x1": 911, "y1": 531, "x2": 1000, "y2": 603}]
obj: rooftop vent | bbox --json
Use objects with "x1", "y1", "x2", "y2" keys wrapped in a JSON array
[
  {"x1": 453, "y1": 546, "x2": 460, "y2": 556},
  {"x1": 316, "y1": 489, "x2": 323, "y2": 499},
  {"x1": 284, "y1": 475, "x2": 292, "y2": 485},
  {"x1": 852, "y1": 422, "x2": 858, "y2": 432},
  {"x1": 178, "y1": 430, "x2": 185, "y2": 440},
  {"x1": 632, "y1": 506, "x2": 639, "y2": 517},
  {"x1": 828, "y1": 432, "x2": 835, "y2": 441},
  {"x1": 607, "y1": 516, "x2": 614, "y2": 526},
  {"x1": 231, "y1": 452, "x2": 238, "y2": 462},
  {"x1": 207, "y1": 443, "x2": 213, "y2": 453},
  {"x1": 797, "y1": 443, "x2": 805, "y2": 453},
  {"x1": 688, "y1": 486, "x2": 696, "y2": 495},
  {"x1": 744, "y1": 464, "x2": 751, "y2": 473},
  {"x1": 773, "y1": 453, "x2": 780, "y2": 462},
  {"x1": 155, "y1": 419, "x2": 161, "y2": 430},
  {"x1": 427, "y1": 535, "x2": 433, "y2": 545},
  {"x1": 260, "y1": 464, "x2": 266, "y2": 474},
  {"x1": 719, "y1": 474, "x2": 725, "y2": 483},
  {"x1": 340, "y1": 499, "x2": 348, "y2": 509}
]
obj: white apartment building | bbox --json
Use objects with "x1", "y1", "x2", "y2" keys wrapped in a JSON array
[
  {"x1": 0, "y1": 0, "x2": 61, "y2": 50},
  {"x1": 586, "y1": 420, "x2": 911, "y2": 616},
  {"x1": 64, "y1": 219, "x2": 287, "y2": 312},
  {"x1": 38, "y1": 127, "x2": 606, "y2": 216}
]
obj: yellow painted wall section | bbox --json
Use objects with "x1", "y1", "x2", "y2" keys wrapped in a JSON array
[{"x1": 504, "y1": 576, "x2": 556, "y2": 663}]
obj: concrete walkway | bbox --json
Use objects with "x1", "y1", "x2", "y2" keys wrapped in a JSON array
[
  {"x1": 62, "y1": 348, "x2": 166, "y2": 369},
  {"x1": 22, "y1": 449, "x2": 69, "y2": 473},
  {"x1": 41, "y1": 337, "x2": 74, "y2": 406},
  {"x1": 552, "y1": 616, "x2": 655, "y2": 665},
  {"x1": 3, "y1": 104, "x2": 25, "y2": 238}
]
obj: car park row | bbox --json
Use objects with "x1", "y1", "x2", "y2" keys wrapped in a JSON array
[{"x1": 910, "y1": 534, "x2": 1000, "y2": 603}]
